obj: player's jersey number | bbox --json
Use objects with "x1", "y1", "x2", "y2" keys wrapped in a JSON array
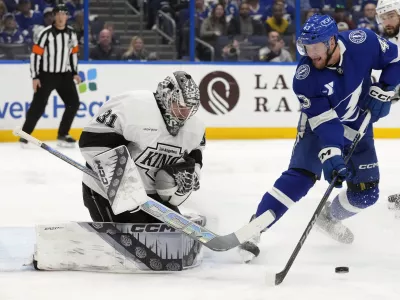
[{"x1": 96, "y1": 109, "x2": 118, "y2": 128}]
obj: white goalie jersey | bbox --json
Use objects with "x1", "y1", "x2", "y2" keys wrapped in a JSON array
[{"x1": 79, "y1": 90, "x2": 206, "y2": 199}]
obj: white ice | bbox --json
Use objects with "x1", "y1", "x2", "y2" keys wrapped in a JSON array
[{"x1": 1, "y1": 139, "x2": 400, "y2": 300}]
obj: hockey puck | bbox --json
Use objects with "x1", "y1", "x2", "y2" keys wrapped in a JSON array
[{"x1": 335, "y1": 266, "x2": 349, "y2": 273}]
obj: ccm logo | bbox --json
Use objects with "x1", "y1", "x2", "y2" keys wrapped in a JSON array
[
  {"x1": 94, "y1": 160, "x2": 108, "y2": 184},
  {"x1": 369, "y1": 90, "x2": 391, "y2": 101},
  {"x1": 359, "y1": 163, "x2": 378, "y2": 169},
  {"x1": 131, "y1": 224, "x2": 176, "y2": 233}
]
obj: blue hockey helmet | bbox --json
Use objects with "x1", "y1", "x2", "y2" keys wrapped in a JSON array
[{"x1": 296, "y1": 14, "x2": 338, "y2": 56}]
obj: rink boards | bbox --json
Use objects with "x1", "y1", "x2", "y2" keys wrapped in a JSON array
[{"x1": 0, "y1": 63, "x2": 399, "y2": 142}]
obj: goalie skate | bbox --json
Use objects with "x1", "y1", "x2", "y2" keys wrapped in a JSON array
[
  {"x1": 316, "y1": 202, "x2": 354, "y2": 244},
  {"x1": 238, "y1": 215, "x2": 261, "y2": 263}
]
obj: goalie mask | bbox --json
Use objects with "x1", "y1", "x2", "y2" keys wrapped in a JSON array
[{"x1": 155, "y1": 71, "x2": 200, "y2": 136}]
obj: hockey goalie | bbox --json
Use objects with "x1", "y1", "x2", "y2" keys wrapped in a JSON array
[{"x1": 34, "y1": 71, "x2": 207, "y2": 273}]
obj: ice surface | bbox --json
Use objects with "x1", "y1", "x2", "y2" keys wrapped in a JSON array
[{"x1": 1, "y1": 140, "x2": 400, "y2": 300}]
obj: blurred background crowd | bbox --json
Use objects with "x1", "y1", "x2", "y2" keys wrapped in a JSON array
[{"x1": 0, "y1": 0, "x2": 382, "y2": 62}]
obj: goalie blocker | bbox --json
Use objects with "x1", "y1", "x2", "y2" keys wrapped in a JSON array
[{"x1": 34, "y1": 215, "x2": 206, "y2": 272}]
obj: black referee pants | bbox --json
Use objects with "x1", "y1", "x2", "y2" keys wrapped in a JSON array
[
  {"x1": 82, "y1": 182, "x2": 181, "y2": 224},
  {"x1": 22, "y1": 72, "x2": 80, "y2": 137}
]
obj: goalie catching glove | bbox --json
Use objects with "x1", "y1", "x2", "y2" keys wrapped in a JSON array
[{"x1": 155, "y1": 156, "x2": 200, "y2": 206}]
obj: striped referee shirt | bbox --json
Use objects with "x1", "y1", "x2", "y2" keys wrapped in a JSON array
[{"x1": 30, "y1": 25, "x2": 79, "y2": 79}]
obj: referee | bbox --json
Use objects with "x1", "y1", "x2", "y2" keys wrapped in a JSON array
[{"x1": 21, "y1": 4, "x2": 81, "y2": 148}]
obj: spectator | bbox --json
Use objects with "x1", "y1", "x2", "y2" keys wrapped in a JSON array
[
  {"x1": 247, "y1": 0, "x2": 268, "y2": 21},
  {"x1": 0, "y1": 13, "x2": 24, "y2": 43},
  {"x1": 65, "y1": 0, "x2": 82, "y2": 20},
  {"x1": 221, "y1": 39, "x2": 239, "y2": 61},
  {"x1": 3, "y1": 0, "x2": 16, "y2": 13},
  {"x1": 42, "y1": 6, "x2": 53, "y2": 25},
  {"x1": 103, "y1": 21, "x2": 120, "y2": 45},
  {"x1": 196, "y1": 0, "x2": 209, "y2": 20},
  {"x1": 31, "y1": 0, "x2": 47, "y2": 12},
  {"x1": 333, "y1": 4, "x2": 356, "y2": 29},
  {"x1": 122, "y1": 36, "x2": 149, "y2": 60},
  {"x1": 89, "y1": 29, "x2": 121, "y2": 60},
  {"x1": 89, "y1": 16, "x2": 104, "y2": 44},
  {"x1": 337, "y1": 21, "x2": 349, "y2": 32},
  {"x1": 287, "y1": 0, "x2": 311, "y2": 11},
  {"x1": 208, "y1": 0, "x2": 238, "y2": 21},
  {"x1": 257, "y1": 30, "x2": 292, "y2": 62},
  {"x1": 31, "y1": 7, "x2": 53, "y2": 44},
  {"x1": 178, "y1": 0, "x2": 208, "y2": 25},
  {"x1": 265, "y1": 0, "x2": 295, "y2": 24},
  {"x1": 265, "y1": 3, "x2": 289, "y2": 34},
  {"x1": 72, "y1": 10, "x2": 83, "y2": 44},
  {"x1": 357, "y1": 2, "x2": 380, "y2": 34},
  {"x1": 0, "y1": 1, "x2": 7, "y2": 23},
  {"x1": 303, "y1": 8, "x2": 319, "y2": 23},
  {"x1": 227, "y1": 2, "x2": 265, "y2": 37},
  {"x1": 15, "y1": 0, "x2": 43, "y2": 31},
  {"x1": 200, "y1": 3, "x2": 227, "y2": 43}
]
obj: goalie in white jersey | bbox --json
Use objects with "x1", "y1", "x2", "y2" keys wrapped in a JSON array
[{"x1": 79, "y1": 71, "x2": 205, "y2": 224}]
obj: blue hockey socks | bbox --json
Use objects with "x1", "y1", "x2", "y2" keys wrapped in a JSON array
[
  {"x1": 329, "y1": 187, "x2": 379, "y2": 220},
  {"x1": 255, "y1": 169, "x2": 315, "y2": 227}
]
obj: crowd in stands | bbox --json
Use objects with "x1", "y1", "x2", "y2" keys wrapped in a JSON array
[
  {"x1": 0, "y1": 0, "x2": 82, "y2": 59},
  {"x1": 0, "y1": 0, "x2": 384, "y2": 62}
]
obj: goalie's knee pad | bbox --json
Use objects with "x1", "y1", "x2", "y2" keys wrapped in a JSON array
[
  {"x1": 330, "y1": 181, "x2": 379, "y2": 220},
  {"x1": 255, "y1": 168, "x2": 315, "y2": 227}
]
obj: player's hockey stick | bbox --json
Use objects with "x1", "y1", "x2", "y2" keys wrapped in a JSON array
[
  {"x1": 275, "y1": 111, "x2": 372, "y2": 286},
  {"x1": 13, "y1": 127, "x2": 275, "y2": 252}
]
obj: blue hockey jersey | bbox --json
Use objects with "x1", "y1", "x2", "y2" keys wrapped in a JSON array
[{"x1": 293, "y1": 28, "x2": 400, "y2": 150}]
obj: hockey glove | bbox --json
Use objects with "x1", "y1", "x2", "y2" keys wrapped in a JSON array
[
  {"x1": 155, "y1": 156, "x2": 200, "y2": 206},
  {"x1": 365, "y1": 83, "x2": 394, "y2": 123},
  {"x1": 319, "y1": 147, "x2": 350, "y2": 188}
]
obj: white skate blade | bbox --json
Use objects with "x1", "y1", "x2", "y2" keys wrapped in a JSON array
[{"x1": 57, "y1": 140, "x2": 76, "y2": 148}]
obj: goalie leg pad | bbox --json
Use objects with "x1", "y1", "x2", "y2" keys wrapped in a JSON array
[{"x1": 34, "y1": 218, "x2": 206, "y2": 273}]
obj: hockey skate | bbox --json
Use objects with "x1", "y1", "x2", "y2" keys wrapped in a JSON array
[
  {"x1": 238, "y1": 215, "x2": 261, "y2": 263},
  {"x1": 57, "y1": 135, "x2": 76, "y2": 148},
  {"x1": 19, "y1": 137, "x2": 29, "y2": 149},
  {"x1": 315, "y1": 201, "x2": 354, "y2": 244}
]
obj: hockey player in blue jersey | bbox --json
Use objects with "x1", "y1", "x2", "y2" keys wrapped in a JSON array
[{"x1": 239, "y1": 14, "x2": 400, "y2": 262}]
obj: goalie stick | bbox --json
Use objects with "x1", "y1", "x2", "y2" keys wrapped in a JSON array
[
  {"x1": 274, "y1": 111, "x2": 372, "y2": 286},
  {"x1": 13, "y1": 127, "x2": 275, "y2": 252}
]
